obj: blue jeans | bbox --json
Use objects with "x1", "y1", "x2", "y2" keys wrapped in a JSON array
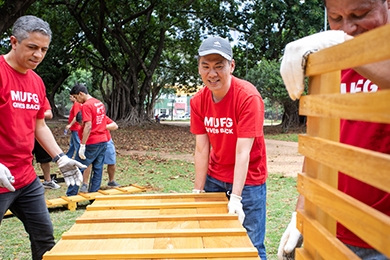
[
  {"x1": 66, "y1": 130, "x2": 81, "y2": 159},
  {"x1": 66, "y1": 142, "x2": 107, "y2": 196},
  {"x1": 0, "y1": 177, "x2": 55, "y2": 260},
  {"x1": 345, "y1": 244, "x2": 389, "y2": 259},
  {"x1": 204, "y1": 175, "x2": 267, "y2": 260}
]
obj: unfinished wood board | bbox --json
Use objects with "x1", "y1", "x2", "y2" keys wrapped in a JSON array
[{"x1": 43, "y1": 192, "x2": 259, "y2": 259}]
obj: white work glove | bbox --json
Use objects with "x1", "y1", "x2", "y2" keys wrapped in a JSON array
[
  {"x1": 192, "y1": 189, "x2": 205, "y2": 193},
  {"x1": 57, "y1": 155, "x2": 86, "y2": 187},
  {"x1": 0, "y1": 163, "x2": 15, "y2": 192},
  {"x1": 277, "y1": 212, "x2": 304, "y2": 260},
  {"x1": 280, "y1": 30, "x2": 345, "y2": 100},
  {"x1": 228, "y1": 193, "x2": 245, "y2": 224},
  {"x1": 78, "y1": 144, "x2": 86, "y2": 160}
]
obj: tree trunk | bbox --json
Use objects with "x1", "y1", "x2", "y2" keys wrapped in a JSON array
[{"x1": 281, "y1": 100, "x2": 301, "y2": 132}]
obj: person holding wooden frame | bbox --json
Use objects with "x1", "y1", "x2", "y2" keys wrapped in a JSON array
[{"x1": 277, "y1": 0, "x2": 390, "y2": 259}]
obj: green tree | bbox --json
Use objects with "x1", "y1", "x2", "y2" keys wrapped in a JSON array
[
  {"x1": 232, "y1": 0, "x2": 324, "y2": 128},
  {"x1": 0, "y1": 0, "x2": 37, "y2": 35},
  {"x1": 247, "y1": 58, "x2": 302, "y2": 131},
  {"x1": 24, "y1": 1, "x2": 85, "y2": 117},
  {"x1": 45, "y1": 0, "x2": 241, "y2": 123}
]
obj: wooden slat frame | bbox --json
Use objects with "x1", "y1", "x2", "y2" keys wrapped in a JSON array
[
  {"x1": 296, "y1": 211, "x2": 359, "y2": 260},
  {"x1": 43, "y1": 248, "x2": 259, "y2": 259},
  {"x1": 75, "y1": 213, "x2": 238, "y2": 223},
  {"x1": 93, "y1": 192, "x2": 227, "y2": 200},
  {"x1": 86, "y1": 201, "x2": 228, "y2": 211},
  {"x1": 297, "y1": 173, "x2": 390, "y2": 256},
  {"x1": 43, "y1": 193, "x2": 259, "y2": 259},
  {"x1": 61, "y1": 228, "x2": 248, "y2": 239},
  {"x1": 297, "y1": 23, "x2": 390, "y2": 259},
  {"x1": 298, "y1": 135, "x2": 390, "y2": 193}
]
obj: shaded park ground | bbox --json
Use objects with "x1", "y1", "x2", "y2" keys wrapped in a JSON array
[
  {"x1": 51, "y1": 120, "x2": 304, "y2": 178},
  {"x1": 0, "y1": 121, "x2": 304, "y2": 259}
]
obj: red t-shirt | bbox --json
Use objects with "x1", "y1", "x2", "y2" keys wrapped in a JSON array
[
  {"x1": 190, "y1": 76, "x2": 267, "y2": 185},
  {"x1": 0, "y1": 55, "x2": 46, "y2": 193},
  {"x1": 43, "y1": 97, "x2": 51, "y2": 111},
  {"x1": 336, "y1": 69, "x2": 390, "y2": 248},
  {"x1": 80, "y1": 97, "x2": 108, "y2": 145},
  {"x1": 68, "y1": 101, "x2": 81, "y2": 131}
]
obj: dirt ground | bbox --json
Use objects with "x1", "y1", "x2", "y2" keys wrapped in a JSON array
[
  {"x1": 119, "y1": 139, "x2": 303, "y2": 177},
  {"x1": 52, "y1": 120, "x2": 304, "y2": 177},
  {"x1": 115, "y1": 125, "x2": 304, "y2": 178},
  {"x1": 264, "y1": 139, "x2": 303, "y2": 177}
]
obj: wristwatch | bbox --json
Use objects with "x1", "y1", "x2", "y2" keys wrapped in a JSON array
[{"x1": 52, "y1": 152, "x2": 65, "y2": 162}]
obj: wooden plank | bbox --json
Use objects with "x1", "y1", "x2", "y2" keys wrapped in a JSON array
[
  {"x1": 61, "y1": 228, "x2": 248, "y2": 239},
  {"x1": 299, "y1": 90, "x2": 390, "y2": 124},
  {"x1": 306, "y1": 24, "x2": 390, "y2": 76},
  {"x1": 296, "y1": 248, "x2": 314, "y2": 260},
  {"x1": 94, "y1": 192, "x2": 227, "y2": 200},
  {"x1": 297, "y1": 211, "x2": 359, "y2": 260},
  {"x1": 299, "y1": 135, "x2": 390, "y2": 193},
  {"x1": 76, "y1": 213, "x2": 238, "y2": 223},
  {"x1": 297, "y1": 173, "x2": 390, "y2": 256},
  {"x1": 303, "y1": 71, "x2": 340, "y2": 240},
  {"x1": 86, "y1": 201, "x2": 227, "y2": 211},
  {"x1": 43, "y1": 247, "x2": 259, "y2": 259},
  {"x1": 153, "y1": 213, "x2": 204, "y2": 250},
  {"x1": 43, "y1": 193, "x2": 258, "y2": 259}
]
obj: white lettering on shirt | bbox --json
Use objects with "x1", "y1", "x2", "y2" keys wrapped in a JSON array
[
  {"x1": 94, "y1": 102, "x2": 106, "y2": 125},
  {"x1": 204, "y1": 117, "x2": 234, "y2": 135},
  {"x1": 340, "y1": 79, "x2": 378, "y2": 94},
  {"x1": 10, "y1": 90, "x2": 40, "y2": 110}
]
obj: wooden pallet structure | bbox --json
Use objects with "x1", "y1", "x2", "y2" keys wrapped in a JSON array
[
  {"x1": 43, "y1": 192, "x2": 260, "y2": 259},
  {"x1": 4, "y1": 184, "x2": 146, "y2": 216},
  {"x1": 295, "y1": 24, "x2": 390, "y2": 259}
]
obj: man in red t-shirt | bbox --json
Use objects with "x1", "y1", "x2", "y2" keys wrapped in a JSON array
[
  {"x1": 66, "y1": 84, "x2": 108, "y2": 196},
  {"x1": 278, "y1": 0, "x2": 390, "y2": 259},
  {"x1": 79, "y1": 115, "x2": 120, "y2": 191},
  {"x1": 65, "y1": 95, "x2": 81, "y2": 158},
  {"x1": 190, "y1": 36, "x2": 268, "y2": 259},
  {"x1": 0, "y1": 15, "x2": 85, "y2": 260}
]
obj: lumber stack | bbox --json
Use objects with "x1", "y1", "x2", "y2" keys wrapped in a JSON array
[
  {"x1": 43, "y1": 192, "x2": 259, "y2": 259},
  {"x1": 4, "y1": 184, "x2": 146, "y2": 216}
]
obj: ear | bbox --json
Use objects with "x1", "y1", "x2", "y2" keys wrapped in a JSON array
[
  {"x1": 9, "y1": 36, "x2": 18, "y2": 49},
  {"x1": 230, "y1": 59, "x2": 236, "y2": 74}
]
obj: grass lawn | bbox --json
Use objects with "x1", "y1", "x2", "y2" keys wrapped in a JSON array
[{"x1": 0, "y1": 123, "x2": 300, "y2": 260}]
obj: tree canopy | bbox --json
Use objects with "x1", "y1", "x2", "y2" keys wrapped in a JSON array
[{"x1": 0, "y1": 0, "x2": 326, "y2": 127}]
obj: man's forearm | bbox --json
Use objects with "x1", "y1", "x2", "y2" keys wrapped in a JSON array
[
  {"x1": 354, "y1": 60, "x2": 390, "y2": 90},
  {"x1": 194, "y1": 150, "x2": 209, "y2": 190},
  {"x1": 231, "y1": 137, "x2": 254, "y2": 196},
  {"x1": 81, "y1": 122, "x2": 92, "y2": 144},
  {"x1": 231, "y1": 151, "x2": 250, "y2": 196},
  {"x1": 193, "y1": 134, "x2": 210, "y2": 190}
]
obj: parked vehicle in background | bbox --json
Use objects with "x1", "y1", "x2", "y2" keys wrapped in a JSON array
[
  {"x1": 179, "y1": 112, "x2": 190, "y2": 119},
  {"x1": 159, "y1": 113, "x2": 170, "y2": 120}
]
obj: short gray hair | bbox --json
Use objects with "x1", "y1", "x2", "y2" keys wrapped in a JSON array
[{"x1": 12, "y1": 15, "x2": 52, "y2": 42}]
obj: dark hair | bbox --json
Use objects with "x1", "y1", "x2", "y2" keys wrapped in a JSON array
[
  {"x1": 12, "y1": 15, "x2": 52, "y2": 42},
  {"x1": 70, "y1": 83, "x2": 88, "y2": 95},
  {"x1": 76, "y1": 111, "x2": 82, "y2": 123}
]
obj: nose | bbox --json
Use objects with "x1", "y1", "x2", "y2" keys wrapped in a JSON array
[
  {"x1": 208, "y1": 67, "x2": 218, "y2": 76},
  {"x1": 340, "y1": 19, "x2": 358, "y2": 36},
  {"x1": 33, "y1": 49, "x2": 45, "y2": 59}
]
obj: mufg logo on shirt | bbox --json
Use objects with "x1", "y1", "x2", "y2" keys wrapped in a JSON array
[
  {"x1": 11, "y1": 90, "x2": 40, "y2": 110},
  {"x1": 204, "y1": 117, "x2": 234, "y2": 134},
  {"x1": 341, "y1": 79, "x2": 378, "y2": 94}
]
